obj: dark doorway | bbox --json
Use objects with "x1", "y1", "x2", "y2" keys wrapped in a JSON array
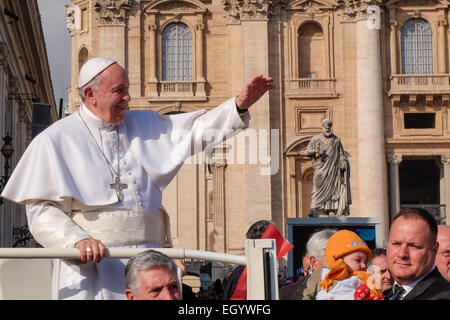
[{"x1": 399, "y1": 159, "x2": 440, "y2": 205}]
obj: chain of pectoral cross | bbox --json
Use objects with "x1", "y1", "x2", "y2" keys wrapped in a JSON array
[{"x1": 78, "y1": 109, "x2": 128, "y2": 202}]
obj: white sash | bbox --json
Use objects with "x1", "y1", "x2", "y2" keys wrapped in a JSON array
[{"x1": 71, "y1": 208, "x2": 172, "y2": 247}]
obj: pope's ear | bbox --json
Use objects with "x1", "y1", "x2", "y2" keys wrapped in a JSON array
[{"x1": 83, "y1": 86, "x2": 96, "y2": 104}]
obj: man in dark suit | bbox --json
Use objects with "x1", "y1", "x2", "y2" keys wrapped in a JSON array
[{"x1": 385, "y1": 208, "x2": 450, "y2": 300}]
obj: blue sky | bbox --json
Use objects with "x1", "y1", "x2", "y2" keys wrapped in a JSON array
[{"x1": 37, "y1": 0, "x2": 71, "y2": 113}]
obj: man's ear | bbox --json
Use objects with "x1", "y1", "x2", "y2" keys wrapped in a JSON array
[
  {"x1": 433, "y1": 240, "x2": 439, "y2": 255},
  {"x1": 309, "y1": 255, "x2": 317, "y2": 268},
  {"x1": 83, "y1": 86, "x2": 96, "y2": 105},
  {"x1": 125, "y1": 289, "x2": 135, "y2": 300}
]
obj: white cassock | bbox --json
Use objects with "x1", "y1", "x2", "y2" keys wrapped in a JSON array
[{"x1": 1, "y1": 97, "x2": 249, "y2": 299}]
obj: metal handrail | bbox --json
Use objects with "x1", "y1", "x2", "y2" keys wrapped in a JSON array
[
  {"x1": 0, "y1": 247, "x2": 247, "y2": 266},
  {"x1": 0, "y1": 241, "x2": 278, "y2": 300}
]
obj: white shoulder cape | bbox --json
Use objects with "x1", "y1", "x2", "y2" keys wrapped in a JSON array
[{"x1": 1, "y1": 98, "x2": 248, "y2": 206}]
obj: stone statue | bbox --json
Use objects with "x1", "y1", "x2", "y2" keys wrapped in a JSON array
[{"x1": 305, "y1": 119, "x2": 351, "y2": 217}]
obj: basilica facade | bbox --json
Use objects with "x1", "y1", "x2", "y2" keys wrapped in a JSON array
[{"x1": 66, "y1": 0, "x2": 450, "y2": 270}]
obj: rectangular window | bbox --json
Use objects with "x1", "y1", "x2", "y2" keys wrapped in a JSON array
[
  {"x1": 404, "y1": 113, "x2": 435, "y2": 129},
  {"x1": 81, "y1": 8, "x2": 88, "y2": 31}
]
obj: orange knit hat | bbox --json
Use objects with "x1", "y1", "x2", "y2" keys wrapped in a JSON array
[
  {"x1": 325, "y1": 229, "x2": 371, "y2": 267},
  {"x1": 319, "y1": 230, "x2": 372, "y2": 290}
]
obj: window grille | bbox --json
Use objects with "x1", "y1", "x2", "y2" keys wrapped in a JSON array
[
  {"x1": 401, "y1": 19, "x2": 433, "y2": 74},
  {"x1": 162, "y1": 23, "x2": 192, "y2": 81}
]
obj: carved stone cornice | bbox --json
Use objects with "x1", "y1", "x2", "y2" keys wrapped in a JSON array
[
  {"x1": 438, "y1": 17, "x2": 448, "y2": 27},
  {"x1": 389, "y1": 19, "x2": 398, "y2": 31},
  {"x1": 441, "y1": 154, "x2": 450, "y2": 165},
  {"x1": 337, "y1": 0, "x2": 383, "y2": 22},
  {"x1": 92, "y1": 0, "x2": 132, "y2": 25},
  {"x1": 386, "y1": 0, "x2": 444, "y2": 8},
  {"x1": 387, "y1": 153, "x2": 402, "y2": 166},
  {"x1": 222, "y1": 0, "x2": 285, "y2": 23},
  {"x1": 148, "y1": 24, "x2": 158, "y2": 32},
  {"x1": 210, "y1": 161, "x2": 227, "y2": 169}
]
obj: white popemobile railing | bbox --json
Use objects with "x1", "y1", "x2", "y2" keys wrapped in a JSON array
[{"x1": 0, "y1": 239, "x2": 279, "y2": 300}]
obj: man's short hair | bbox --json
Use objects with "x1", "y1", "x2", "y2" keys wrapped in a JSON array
[
  {"x1": 246, "y1": 220, "x2": 272, "y2": 239},
  {"x1": 392, "y1": 207, "x2": 438, "y2": 243},
  {"x1": 371, "y1": 247, "x2": 386, "y2": 257},
  {"x1": 125, "y1": 249, "x2": 178, "y2": 294},
  {"x1": 369, "y1": 248, "x2": 386, "y2": 264},
  {"x1": 306, "y1": 228, "x2": 337, "y2": 259}
]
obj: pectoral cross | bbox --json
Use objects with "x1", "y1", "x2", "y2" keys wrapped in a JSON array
[{"x1": 110, "y1": 176, "x2": 128, "y2": 202}]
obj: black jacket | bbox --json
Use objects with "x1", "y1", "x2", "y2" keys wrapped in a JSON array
[
  {"x1": 383, "y1": 268, "x2": 450, "y2": 300},
  {"x1": 223, "y1": 265, "x2": 245, "y2": 300}
]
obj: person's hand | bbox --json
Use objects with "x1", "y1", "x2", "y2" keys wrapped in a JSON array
[
  {"x1": 235, "y1": 75, "x2": 275, "y2": 110},
  {"x1": 174, "y1": 259, "x2": 187, "y2": 277},
  {"x1": 74, "y1": 238, "x2": 106, "y2": 264}
]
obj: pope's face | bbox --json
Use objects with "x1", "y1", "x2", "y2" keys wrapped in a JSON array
[
  {"x1": 87, "y1": 63, "x2": 131, "y2": 125},
  {"x1": 387, "y1": 216, "x2": 438, "y2": 285}
]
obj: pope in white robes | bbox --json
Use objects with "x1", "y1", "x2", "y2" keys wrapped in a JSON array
[{"x1": 0, "y1": 57, "x2": 274, "y2": 299}]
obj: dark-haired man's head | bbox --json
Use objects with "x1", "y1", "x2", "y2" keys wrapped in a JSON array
[{"x1": 387, "y1": 208, "x2": 439, "y2": 285}]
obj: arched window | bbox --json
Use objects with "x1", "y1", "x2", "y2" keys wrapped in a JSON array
[
  {"x1": 78, "y1": 47, "x2": 89, "y2": 72},
  {"x1": 401, "y1": 18, "x2": 433, "y2": 74},
  {"x1": 298, "y1": 22, "x2": 323, "y2": 78},
  {"x1": 162, "y1": 22, "x2": 192, "y2": 81}
]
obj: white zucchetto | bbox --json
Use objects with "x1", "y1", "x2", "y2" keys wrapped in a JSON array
[{"x1": 78, "y1": 57, "x2": 117, "y2": 88}]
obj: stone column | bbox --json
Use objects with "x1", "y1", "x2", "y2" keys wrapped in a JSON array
[
  {"x1": 0, "y1": 44, "x2": 6, "y2": 247},
  {"x1": 195, "y1": 21, "x2": 206, "y2": 96},
  {"x1": 147, "y1": 21, "x2": 158, "y2": 97},
  {"x1": 357, "y1": 9, "x2": 388, "y2": 243},
  {"x1": 438, "y1": 17, "x2": 447, "y2": 74},
  {"x1": 210, "y1": 158, "x2": 227, "y2": 280},
  {"x1": 211, "y1": 161, "x2": 226, "y2": 253},
  {"x1": 339, "y1": 0, "x2": 389, "y2": 243},
  {"x1": 387, "y1": 154, "x2": 402, "y2": 222},
  {"x1": 441, "y1": 154, "x2": 450, "y2": 225},
  {"x1": 92, "y1": 0, "x2": 131, "y2": 67},
  {"x1": 389, "y1": 20, "x2": 398, "y2": 75}
]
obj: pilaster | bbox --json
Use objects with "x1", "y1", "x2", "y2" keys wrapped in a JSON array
[
  {"x1": 438, "y1": 16, "x2": 447, "y2": 73},
  {"x1": 92, "y1": 0, "x2": 131, "y2": 67},
  {"x1": 441, "y1": 154, "x2": 450, "y2": 225},
  {"x1": 387, "y1": 154, "x2": 402, "y2": 222},
  {"x1": 222, "y1": 0, "x2": 285, "y2": 226}
]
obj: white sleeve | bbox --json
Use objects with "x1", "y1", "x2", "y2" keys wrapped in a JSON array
[{"x1": 26, "y1": 200, "x2": 92, "y2": 248}]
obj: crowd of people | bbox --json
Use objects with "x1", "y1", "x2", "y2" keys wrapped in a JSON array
[{"x1": 123, "y1": 208, "x2": 449, "y2": 300}]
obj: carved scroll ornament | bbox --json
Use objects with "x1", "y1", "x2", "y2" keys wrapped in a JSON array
[{"x1": 92, "y1": 0, "x2": 132, "y2": 24}]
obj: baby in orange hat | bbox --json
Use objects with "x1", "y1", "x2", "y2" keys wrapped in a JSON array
[{"x1": 302, "y1": 229, "x2": 382, "y2": 300}]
